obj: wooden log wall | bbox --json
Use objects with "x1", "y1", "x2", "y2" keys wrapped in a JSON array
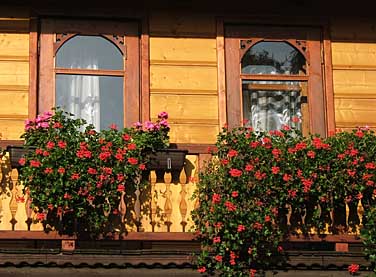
[
  {"x1": 0, "y1": 18, "x2": 29, "y2": 141},
  {"x1": 149, "y1": 12, "x2": 219, "y2": 144},
  {"x1": 331, "y1": 18, "x2": 376, "y2": 130}
]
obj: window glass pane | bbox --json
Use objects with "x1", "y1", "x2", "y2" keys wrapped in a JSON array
[
  {"x1": 241, "y1": 42, "x2": 306, "y2": 75},
  {"x1": 56, "y1": 74, "x2": 124, "y2": 130},
  {"x1": 56, "y1": 35, "x2": 123, "y2": 70},
  {"x1": 242, "y1": 80, "x2": 304, "y2": 131}
]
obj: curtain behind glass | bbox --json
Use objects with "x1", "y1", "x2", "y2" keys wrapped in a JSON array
[
  {"x1": 55, "y1": 35, "x2": 124, "y2": 130},
  {"x1": 242, "y1": 80, "x2": 302, "y2": 131}
]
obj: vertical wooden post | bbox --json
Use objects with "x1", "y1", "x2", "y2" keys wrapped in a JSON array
[
  {"x1": 163, "y1": 172, "x2": 173, "y2": 232},
  {"x1": 9, "y1": 169, "x2": 19, "y2": 230},
  {"x1": 179, "y1": 168, "x2": 188, "y2": 232},
  {"x1": 149, "y1": 170, "x2": 157, "y2": 232}
]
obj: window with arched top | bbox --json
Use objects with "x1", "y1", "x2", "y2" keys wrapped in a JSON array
[
  {"x1": 39, "y1": 19, "x2": 140, "y2": 129},
  {"x1": 225, "y1": 26, "x2": 327, "y2": 136}
]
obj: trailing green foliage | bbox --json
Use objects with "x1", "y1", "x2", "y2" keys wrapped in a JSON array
[
  {"x1": 19, "y1": 108, "x2": 169, "y2": 237},
  {"x1": 193, "y1": 125, "x2": 376, "y2": 276}
]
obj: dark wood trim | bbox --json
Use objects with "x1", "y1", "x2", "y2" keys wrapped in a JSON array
[
  {"x1": 54, "y1": 68, "x2": 124, "y2": 76},
  {"x1": 28, "y1": 18, "x2": 38, "y2": 120},
  {"x1": 1, "y1": 142, "x2": 214, "y2": 155},
  {"x1": 38, "y1": 19, "x2": 55, "y2": 113},
  {"x1": 0, "y1": 230, "x2": 362, "y2": 243},
  {"x1": 0, "y1": 140, "x2": 24, "y2": 149},
  {"x1": 141, "y1": 15, "x2": 150, "y2": 123},
  {"x1": 216, "y1": 17, "x2": 227, "y2": 128},
  {"x1": 323, "y1": 22, "x2": 335, "y2": 135},
  {"x1": 243, "y1": 83, "x2": 304, "y2": 91},
  {"x1": 0, "y1": 231, "x2": 195, "y2": 241},
  {"x1": 124, "y1": 22, "x2": 140, "y2": 126},
  {"x1": 224, "y1": 35, "x2": 242, "y2": 128},
  {"x1": 240, "y1": 74, "x2": 309, "y2": 81},
  {"x1": 173, "y1": 143, "x2": 214, "y2": 154},
  {"x1": 307, "y1": 28, "x2": 326, "y2": 136}
]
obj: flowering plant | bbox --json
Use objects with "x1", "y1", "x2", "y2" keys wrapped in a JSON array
[
  {"x1": 192, "y1": 124, "x2": 376, "y2": 276},
  {"x1": 19, "y1": 108, "x2": 170, "y2": 236}
]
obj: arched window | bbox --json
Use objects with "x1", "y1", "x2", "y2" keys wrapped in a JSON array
[
  {"x1": 39, "y1": 19, "x2": 140, "y2": 129},
  {"x1": 55, "y1": 35, "x2": 124, "y2": 130},
  {"x1": 241, "y1": 41, "x2": 307, "y2": 132},
  {"x1": 225, "y1": 26, "x2": 327, "y2": 136}
]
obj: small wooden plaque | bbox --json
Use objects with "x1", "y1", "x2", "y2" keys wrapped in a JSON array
[
  {"x1": 61, "y1": 239, "x2": 75, "y2": 251},
  {"x1": 335, "y1": 242, "x2": 348, "y2": 252}
]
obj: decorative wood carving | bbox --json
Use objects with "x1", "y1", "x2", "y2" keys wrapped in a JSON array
[
  {"x1": 163, "y1": 172, "x2": 173, "y2": 232},
  {"x1": 239, "y1": 38, "x2": 309, "y2": 66},
  {"x1": 357, "y1": 199, "x2": 364, "y2": 233},
  {"x1": 286, "y1": 203, "x2": 292, "y2": 227},
  {"x1": 118, "y1": 191, "x2": 127, "y2": 227},
  {"x1": 54, "y1": 33, "x2": 126, "y2": 57},
  {"x1": 149, "y1": 170, "x2": 157, "y2": 232},
  {"x1": 179, "y1": 168, "x2": 188, "y2": 232},
  {"x1": 9, "y1": 169, "x2": 18, "y2": 230},
  {"x1": 134, "y1": 175, "x2": 142, "y2": 231}
]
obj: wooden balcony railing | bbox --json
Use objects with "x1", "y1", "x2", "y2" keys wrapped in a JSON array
[
  {"x1": 0, "y1": 150, "x2": 366, "y2": 245},
  {"x1": 0, "y1": 152, "x2": 200, "y2": 240}
]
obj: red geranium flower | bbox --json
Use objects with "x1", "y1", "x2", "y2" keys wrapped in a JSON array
[
  {"x1": 348, "y1": 264, "x2": 359, "y2": 274},
  {"x1": 128, "y1": 157, "x2": 138, "y2": 165},
  {"x1": 229, "y1": 168, "x2": 242, "y2": 177}
]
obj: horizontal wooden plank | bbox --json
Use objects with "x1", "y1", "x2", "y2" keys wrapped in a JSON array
[
  {"x1": 0, "y1": 61, "x2": 29, "y2": 86},
  {"x1": 150, "y1": 88, "x2": 217, "y2": 95},
  {"x1": 150, "y1": 37, "x2": 216, "y2": 63},
  {"x1": 333, "y1": 70, "x2": 376, "y2": 98},
  {"x1": 150, "y1": 94, "x2": 218, "y2": 121},
  {"x1": 0, "y1": 33, "x2": 29, "y2": 58},
  {"x1": 0, "y1": 140, "x2": 23, "y2": 148},
  {"x1": 169, "y1": 123, "x2": 219, "y2": 144},
  {"x1": 149, "y1": 12, "x2": 216, "y2": 37},
  {"x1": 0, "y1": 92, "x2": 28, "y2": 115},
  {"x1": 0, "y1": 119, "x2": 25, "y2": 140},
  {"x1": 335, "y1": 112, "x2": 376, "y2": 127},
  {"x1": 150, "y1": 65, "x2": 217, "y2": 91},
  {"x1": 331, "y1": 18, "x2": 376, "y2": 41},
  {"x1": 0, "y1": 231, "x2": 362, "y2": 243},
  {"x1": 335, "y1": 97, "x2": 376, "y2": 126},
  {"x1": 332, "y1": 42, "x2": 376, "y2": 67},
  {"x1": 150, "y1": 60, "x2": 216, "y2": 67},
  {"x1": 0, "y1": 84, "x2": 28, "y2": 91}
]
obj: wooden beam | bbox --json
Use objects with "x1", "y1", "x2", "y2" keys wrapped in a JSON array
[
  {"x1": 28, "y1": 18, "x2": 38, "y2": 120},
  {"x1": 216, "y1": 17, "x2": 227, "y2": 129}
]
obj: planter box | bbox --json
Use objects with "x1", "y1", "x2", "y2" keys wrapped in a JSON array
[
  {"x1": 148, "y1": 149, "x2": 188, "y2": 171},
  {"x1": 6, "y1": 145, "x2": 36, "y2": 169}
]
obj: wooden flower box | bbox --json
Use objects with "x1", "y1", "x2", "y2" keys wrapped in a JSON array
[
  {"x1": 6, "y1": 145, "x2": 36, "y2": 169},
  {"x1": 148, "y1": 149, "x2": 188, "y2": 172}
]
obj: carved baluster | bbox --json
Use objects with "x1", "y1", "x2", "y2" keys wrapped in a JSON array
[
  {"x1": 316, "y1": 203, "x2": 322, "y2": 233},
  {"x1": 149, "y1": 170, "x2": 157, "y2": 232},
  {"x1": 179, "y1": 168, "x2": 188, "y2": 232},
  {"x1": 134, "y1": 175, "x2": 141, "y2": 231},
  {"x1": 9, "y1": 169, "x2": 19, "y2": 230},
  {"x1": 25, "y1": 188, "x2": 33, "y2": 230},
  {"x1": 345, "y1": 200, "x2": 350, "y2": 231},
  {"x1": 163, "y1": 172, "x2": 173, "y2": 232},
  {"x1": 118, "y1": 191, "x2": 126, "y2": 228},
  {"x1": 357, "y1": 199, "x2": 364, "y2": 233},
  {"x1": 286, "y1": 203, "x2": 292, "y2": 228},
  {"x1": 301, "y1": 205, "x2": 307, "y2": 226},
  {"x1": 103, "y1": 197, "x2": 111, "y2": 217}
]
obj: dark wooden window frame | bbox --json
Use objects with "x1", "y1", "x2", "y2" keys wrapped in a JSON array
[
  {"x1": 36, "y1": 18, "x2": 141, "y2": 127},
  {"x1": 219, "y1": 19, "x2": 335, "y2": 137}
]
